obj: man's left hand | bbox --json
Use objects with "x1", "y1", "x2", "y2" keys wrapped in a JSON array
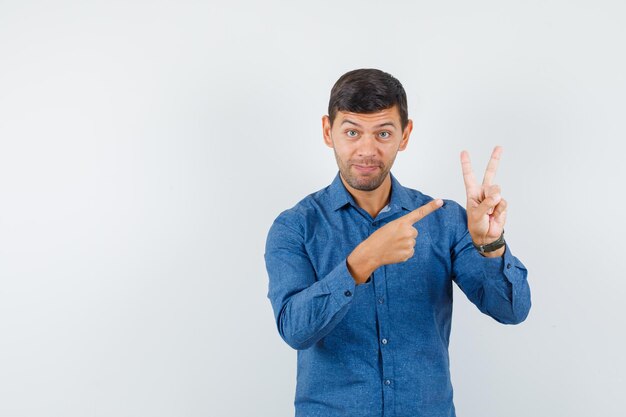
[{"x1": 460, "y1": 146, "x2": 507, "y2": 257}]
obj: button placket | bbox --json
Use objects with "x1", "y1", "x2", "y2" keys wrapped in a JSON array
[{"x1": 361, "y1": 218, "x2": 396, "y2": 407}]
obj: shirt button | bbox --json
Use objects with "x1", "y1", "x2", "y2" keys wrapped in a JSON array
[
  {"x1": 344, "y1": 290, "x2": 352, "y2": 297},
  {"x1": 506, "y1": 263, "x2": 512, "y2": 269},
  {"x1": 381, "y1": 338, "x2": 388, "y2": 345},
  {"x1": 378, "y1": 297, "x2": 384, "y2": 304},
  {"x1": 384, "y1": 379, "x2": 391, "y2": 386}
]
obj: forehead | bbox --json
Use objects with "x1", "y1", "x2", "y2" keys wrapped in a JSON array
[{"x1": 335, "y1": 105, "x2": 401, "y2": 127}]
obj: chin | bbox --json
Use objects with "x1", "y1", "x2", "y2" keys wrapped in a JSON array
[
  {"x1": 351, "y1": 177, "x2": 385, "y2": 191},
  {"x1": 339, "y1": 165, "x2": 389, "y2": 191}
]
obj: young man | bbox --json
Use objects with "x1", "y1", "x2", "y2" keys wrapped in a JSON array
[{"x1": 264, "y1": 68, "x2": 531, "y2": 417}]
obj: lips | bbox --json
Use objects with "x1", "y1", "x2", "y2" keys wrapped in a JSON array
[{"x1": 354, "y1": 165, "x2": 380, "y2": 173}]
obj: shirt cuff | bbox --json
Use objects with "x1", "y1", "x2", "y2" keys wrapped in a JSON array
[
  {"x1": 480, "y1": 244, "x2": 527, "y2": 285},
  {"x1": 323, "y1": 258, "x2": 357, "y2": 309}
]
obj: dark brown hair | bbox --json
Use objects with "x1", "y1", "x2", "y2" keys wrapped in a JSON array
[{"x1": 328, "y1": 68, "x2": 408, "y2": 130}]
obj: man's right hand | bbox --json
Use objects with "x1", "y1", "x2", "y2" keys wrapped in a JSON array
[{"x1": 347, "y1": 199, "x2": 444, "y2": 284}]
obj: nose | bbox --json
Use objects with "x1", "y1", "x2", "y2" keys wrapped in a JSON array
[{"x1": 357, "y1": 134, "x2": 378, "y2": 157}]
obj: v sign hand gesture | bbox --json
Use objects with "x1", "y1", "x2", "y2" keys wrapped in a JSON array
[{"x1": 461, "y1": 146, "x2": 507, "y2": 257}]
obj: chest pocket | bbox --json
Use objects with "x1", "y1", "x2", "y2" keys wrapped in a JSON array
[
  {"x1": 306, "y1": 228, "x2": 354, "y2": 282},
  {"x1": 385, "y1": 222, "x2": 450, "y2": 305}
]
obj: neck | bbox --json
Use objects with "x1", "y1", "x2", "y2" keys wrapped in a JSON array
[{"x1": 340, "y1": 173, "x2": 391, "y2": 219}]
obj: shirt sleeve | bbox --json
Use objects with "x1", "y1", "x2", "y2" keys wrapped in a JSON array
[
  {"x1": 264, "y1": 213, "x2": 357, "y2": 350},
  {"x1": 449, "y1": 202, "x2": 531, "y2": 324}
]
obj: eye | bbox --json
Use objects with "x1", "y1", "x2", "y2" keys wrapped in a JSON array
[
  {"x1": 379, "y1": 131, "x2": 391, "y2": 139},
  {"x1": 346, "y1": 130, "x2": 359, "y2": 138}
]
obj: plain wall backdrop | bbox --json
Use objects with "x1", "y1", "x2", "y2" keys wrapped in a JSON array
[{"x1": 1, "y1": 1, "x2": 625, "y2": 416}]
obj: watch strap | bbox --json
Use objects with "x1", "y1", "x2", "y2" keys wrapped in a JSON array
[{"x1": 473, "y1": 231, "x2": 505, "y2": 254}]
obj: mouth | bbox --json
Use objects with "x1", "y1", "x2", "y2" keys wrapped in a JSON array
[{"x1": 353, "y1": 165, "x2": 380, "y2": 173}]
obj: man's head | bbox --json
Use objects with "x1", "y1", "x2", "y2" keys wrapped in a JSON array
[{"x1": 323, "y1": 68, "x2": 412, "y2": 192}]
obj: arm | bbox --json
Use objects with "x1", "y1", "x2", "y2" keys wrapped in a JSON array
[
  {"x1": 264, "y1": 200, "x2": 445, "y2": 349},
  {"x1": 455, "y1": 146, "x2": 531, "y2": 324},
  {"x1": 451, "y1": 202, "x2": 531, "y2": 324},
  {"x1": 264, "y1": 215, "x2": 357, "y2": 350}
]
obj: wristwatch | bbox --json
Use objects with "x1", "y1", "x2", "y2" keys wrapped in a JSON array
[{"x1": 473, "y1": 231, "x2": 505, "y2": 254}]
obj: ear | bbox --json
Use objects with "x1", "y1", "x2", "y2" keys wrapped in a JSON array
[
  {"x1": 322, "y1": 115, "x2": 334, "y2": 148},
  {"x1": 398, "y1": 119, "x2": 413, "y2": 151}
]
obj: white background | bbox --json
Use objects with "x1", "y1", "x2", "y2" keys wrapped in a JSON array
[{"x1": 1, "y1": 1, "x2": 625, "y2": 416}]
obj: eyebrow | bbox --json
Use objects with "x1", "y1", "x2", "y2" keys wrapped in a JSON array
[{"x1": 340, "y1": 119, "x2": 397, "y2": 129}]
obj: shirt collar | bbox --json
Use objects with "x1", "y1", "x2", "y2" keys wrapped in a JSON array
[{"x1": 328, "y1": 171, "x2": 414, "y2": 212}]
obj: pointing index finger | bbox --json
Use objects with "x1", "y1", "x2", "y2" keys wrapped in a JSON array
[{"x1": 403, "y1": 199, "x2": 444, "y2": 224}]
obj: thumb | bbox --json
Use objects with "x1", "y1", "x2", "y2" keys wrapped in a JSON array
[
  {"x1": 475, "y1": 193, "x2": 501, "y2": 218},
  {"x1": 402, "y1": 199, "x2": 444, "y2": 224}
]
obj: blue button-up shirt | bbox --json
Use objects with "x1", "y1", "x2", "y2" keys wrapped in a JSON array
[{"x1": 264, "y1": 171, "x2": 531, "y2": 417}]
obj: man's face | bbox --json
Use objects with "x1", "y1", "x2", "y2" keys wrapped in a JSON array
[{"x1": 322, "y1": 105, "x2": 412, "y2": 191}]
